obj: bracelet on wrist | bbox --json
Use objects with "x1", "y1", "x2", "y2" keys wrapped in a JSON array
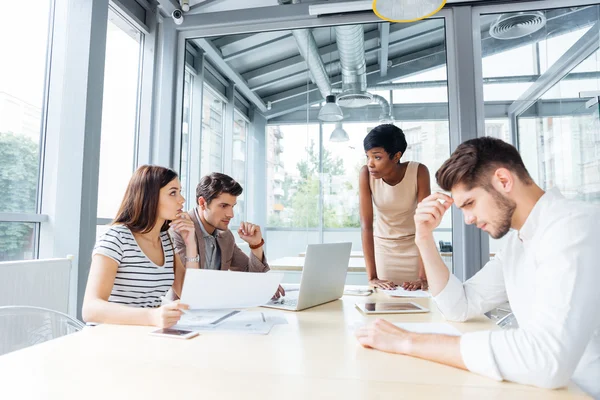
[
  {"x1": 249, "y1": 238, "x2": 265, "y2": 250},
  {"x1": 184, "y1": 254, "x2": 200, "y2": 263}
]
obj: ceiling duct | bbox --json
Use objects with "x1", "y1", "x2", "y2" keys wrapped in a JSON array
[
  {"x1": 291, "y1": 29, "x2": 332, "y2": 99},
  {"x1": 371, "y1": 94, "x2": 393, "y2": 123},
  {"x1": 335, "y1": 25, "x2": 373, "y2": 108},
  {"x1": 489, "y1": 11, "x2": 547, "y2": 40}
]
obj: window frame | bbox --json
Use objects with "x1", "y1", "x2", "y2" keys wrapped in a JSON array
[
  {"x1": 0, "y1": 0, "x2": 56, "y2": 260},
  {"x1": 95, "y1": 5, "x2": 145, "y2": 222}
]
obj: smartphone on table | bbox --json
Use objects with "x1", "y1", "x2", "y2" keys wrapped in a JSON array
[{"x1": 148, "y1": 327, "x2": 199, "y2": 339}]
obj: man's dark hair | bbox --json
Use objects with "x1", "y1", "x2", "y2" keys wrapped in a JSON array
[
  {"x1": 363, "y1": 124, "x2": 407, "y2": 160},
  {"x1": 436, "y1": 136, "x2": 533, "y2": 191},
  {"x1": 196, "y1": 173, "x2": 243, "y2": 205}
]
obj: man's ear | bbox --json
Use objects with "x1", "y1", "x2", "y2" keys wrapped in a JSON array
[
  {"x1": 198, "y1": 197, "x2": 207, "y2": 210},
  {"x1": 492, "y1": 168, "x2": 514, "y2": 194}
]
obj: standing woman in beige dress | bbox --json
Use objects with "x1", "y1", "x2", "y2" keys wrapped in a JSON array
[{"x1": 359, "y1": 124, "x2": 431, "y2": 290}]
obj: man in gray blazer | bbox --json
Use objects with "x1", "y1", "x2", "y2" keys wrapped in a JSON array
[{"x1": 170, "y1": 172, "x2": 284, "y2": 298}]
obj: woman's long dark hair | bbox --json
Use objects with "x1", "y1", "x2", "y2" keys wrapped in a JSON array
[{"x1": 113, "y1": 165, "x2": 178, "y2": 234}]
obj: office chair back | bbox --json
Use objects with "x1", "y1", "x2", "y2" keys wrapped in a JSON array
[{"x1": 0, "y1": 306, "x2": 84, "y2": 356}]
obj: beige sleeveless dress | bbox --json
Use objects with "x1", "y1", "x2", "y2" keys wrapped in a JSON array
[{"x1": 369, "y1": 161, "x2": 420, "y2": 284}]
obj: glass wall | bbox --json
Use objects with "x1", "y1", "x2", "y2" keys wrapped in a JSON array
[
  {"x1": 479, "y1": 4, "x2": 600, "y2": 254},
  {"x1": 231, "y1": 110, "x2": 248, "y2": 225},
  {"x1": 180, "y1": 70, "x2": 193, "y2": 195},
  {"x1": 201, "y1": 85, "x2": 225, "y2": 176},
  {"x1": 0, "y1": 0, "x2": 53, "y2": 260},
  {"x1": 266, "y1": 124, "x2": 321, "y2": 256},
  {"x1": 260, "y1": 18, "x2": 453, "y2": 269},
  {"x1": 97, "y1": 9, "x2": 143, "y2": 220}
]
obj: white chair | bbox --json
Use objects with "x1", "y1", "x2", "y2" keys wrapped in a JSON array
[
  {"x1": 0, "y1": 306, "x2": 84, "y2": 356},
  {"x1": 0, "y1": 257, "x2": 73, "y2": 314}
]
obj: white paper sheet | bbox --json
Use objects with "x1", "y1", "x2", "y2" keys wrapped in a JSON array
[
  {"x1": 174, "y1": 309, "x2": 242, "y2": 329},
  {"x1": 395, "y1": 322, "x2": 462, "y2": 336},
  {"x1": 177, "y1": 311, "x2": 288, "y2": 335},
  {"x1": 180, "y1": 269, "x2": 284, "y2": 309},
  {"x1": 382, "y1": 287, "x2": 431, "y2": 298}
]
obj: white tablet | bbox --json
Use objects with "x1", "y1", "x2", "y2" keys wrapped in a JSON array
[{"x1": 355, "y1": 302, "x2": 429, "y2": 315}]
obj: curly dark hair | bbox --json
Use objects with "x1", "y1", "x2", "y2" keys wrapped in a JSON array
[{"x1": 363, "y1": 124, "x2": 408, "y2": 161}]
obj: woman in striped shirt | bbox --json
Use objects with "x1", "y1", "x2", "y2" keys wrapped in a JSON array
[{"x1": 82, "y1": 165, "x2": 200, "y2": 327}]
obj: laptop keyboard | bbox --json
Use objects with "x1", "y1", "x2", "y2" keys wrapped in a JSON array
[{"x1": 270, "y1": 298, "x2": 298, "y2": 308}]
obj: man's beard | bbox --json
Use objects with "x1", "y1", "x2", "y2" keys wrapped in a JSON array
[{"x1": 488, "y1": 189, "x2": 516, "y2": 239}]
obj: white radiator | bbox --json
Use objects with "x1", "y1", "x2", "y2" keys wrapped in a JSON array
[{"x1": 0, "y1": 257, "x2": 72, "y2": 314}]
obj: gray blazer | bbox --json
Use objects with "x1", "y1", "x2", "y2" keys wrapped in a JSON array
[{"x1": 170, "y1": 209, "x2": 270, "y2": 273}]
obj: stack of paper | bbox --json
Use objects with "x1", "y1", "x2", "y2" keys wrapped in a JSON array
[{"x1": 382, "y1": 287, "x2": 431, "y2": 298}]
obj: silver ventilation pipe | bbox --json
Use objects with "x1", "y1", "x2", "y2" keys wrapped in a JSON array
[
  {"x1": 335, "y1": 25, "x2": 372, "y2": 108},
  {"x1": 371, "y1": 94, "x2": 393, "y2": 123},
  {"x1": 291, "y1": 29, "x2": 332, "y2": 99}
]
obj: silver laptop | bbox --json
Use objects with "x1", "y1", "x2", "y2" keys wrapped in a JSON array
[{"x1": 263, "y1": 242, "x2": 352, "y2": 311}]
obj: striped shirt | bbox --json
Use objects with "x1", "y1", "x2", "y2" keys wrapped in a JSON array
[{"x1": 92, "y1": 225, "x2": 175, "y2": 308}]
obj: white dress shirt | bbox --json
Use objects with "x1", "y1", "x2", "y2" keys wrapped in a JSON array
[{"x1": 434, "y1": 188, "x2": 600, "y2": 397}]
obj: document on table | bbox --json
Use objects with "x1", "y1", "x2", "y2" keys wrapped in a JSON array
[
  {"x1": 382, "y1": 287, "x2": 431, "y2": 298},
  {"x1": 394, "y1": 322, "x2": 462, "y2": 336},
  {"x1": 175, "y1": 310, "x2": 288, "y2": 335},
  {"x1": 180, "y1": 269, "x2": 284, "y2": 309},
  {"x1": 175, "y1": 309, "x2": 242, "y2": 329}
]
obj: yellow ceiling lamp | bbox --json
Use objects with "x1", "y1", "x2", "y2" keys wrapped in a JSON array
[{"x1": 373, "y1": 0, "x2": 447, "y2": 23}]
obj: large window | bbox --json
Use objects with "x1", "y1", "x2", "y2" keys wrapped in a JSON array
[
  {"x1": 0, "y1": 0, "x2": 52, "y2": 260},
  {"x1": 267, "y1": 125, "x2": 320, "y2": 229},
  {"x1": 519, "y1": 112, "x2": 600, "y2": 204},
  {"x1": 97, "y1": 10, "x2": 142, "y2": 220},
  {"x1": 180, "y1": 70, "x2": 193, "y2": 196},
  {"x1": 480, "y1": 5, "x2": 600, "y2": 254},
  {"x1": 262, "y1": 19, "x2": 452, "y2": 266},
  {"x1": 266, "y1": 125, "x2": 320, "y2": 259},
  {"x1": 231, "y1": 110, "x2": 248, "y2": 225},
  {"x1": 201, "y1": 85, "x2": 225, "y2": 176}
]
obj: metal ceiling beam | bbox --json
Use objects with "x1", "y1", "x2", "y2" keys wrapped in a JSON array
[
  {"x1": 243, "y1": 21, "x2": 444, "y2": 87},
  {"x1": 195, "y1": 38, "x2": 267, "y2": 112},
  {"x1": 224, "y1": 33, "x2": 293, "y2": 62},
  {"x1": 250, "y1": 27, "x2": 444, "y2": 92},
  {"x1": 246, "y1": 8, "x2": 596, "y2": 92},
  {"x1": 156, "y1": 0, "x2": 179, "y2": 15},
  {"x1": 508, "y1": 21, "x2": 600, "y2": 116},
  {"x1": 268, "y1": 98, "x2": 590, "y2": 124},
  {"x1": 264, "y1": 45, "x2": 446, "y2": 118},
  {"x1": 264, "y1": 90, "x2": 323, "y2": 119},
  {"x1": 244, "y1": 29, "x2": 381, "y2": 88},
  {"x1": 211, "y1": 33, "x2": 254, "y2": 49},
  {"x1": 263, "y1": 63, "x2": 381, "y2": 105},
  {"x1": 367, "y1": 45, "x2": 447, "y2": 86},
  {"x1": 220, "y1": 31, "x2": 291, "y2": 59},
  {"x1": 177, "y1": 2, "x2": 311, "y2": 31},
  {"x1": 379, "y1": 23, "x2": 390, "y2": 77},
  {"x1": 262, "y1": 13, "x2": 600, "y2": 120},
  {"x1": 368, "y1": 71, "x2": 600, "y2": 90},
  {"x1": 186, "y1": 0, "x2": 224, "y2": 14}
]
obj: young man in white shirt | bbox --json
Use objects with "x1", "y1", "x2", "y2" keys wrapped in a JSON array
[{"x1": 355, "y1": 137, "x2": 600, "y2": 397}]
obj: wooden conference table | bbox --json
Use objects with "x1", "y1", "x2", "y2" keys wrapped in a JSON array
[{"x1": 0, "y1": 292, "x2": 587, "y2": 399}]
